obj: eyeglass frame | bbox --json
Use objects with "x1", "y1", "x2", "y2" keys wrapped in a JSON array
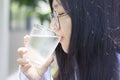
[{"x1": 51, "y1": 11, "x2": 68, "y2": 29}]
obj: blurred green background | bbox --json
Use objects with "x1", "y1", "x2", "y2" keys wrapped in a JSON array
[{"x1": 10, "y1": 0, "x2": 51, "y2": 30}]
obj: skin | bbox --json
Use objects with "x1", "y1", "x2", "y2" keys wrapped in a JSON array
[
  {"x1": 50, "y1": 0, "x2": 72, "y2": 53},
  {"x1": 17, "y1": 36, "x2": 54, "y2": 80},
  {"x1": 17, "y1": 0, "x2": 72, "y2": 79}
]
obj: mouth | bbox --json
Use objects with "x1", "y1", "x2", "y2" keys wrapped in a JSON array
[
  {"x1": 56, "y1": 35, "x2": 62, "y2": 42},
  {"x1": 55, "y1": 34, "x2": 63, "y2": 43},
  {"x1": 59, "y1": 36, "x2": 63, "y2": 43}
]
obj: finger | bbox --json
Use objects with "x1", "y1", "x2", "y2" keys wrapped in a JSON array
[
  {"x1": 22, "y1": 64, "x2": 31, "y2": 72},
  {"x1": 17, "y1": 47, "x2": 28, "y2": 57},
  {"x1": 50, "y1": 20, "x2": 57, "y2": 31},
  {"x1": 17, "y1": 58, "x2": 29, "y2": 66},
  {"x1": 24, "y1": 35, "x2": 30, "y2": 46}
]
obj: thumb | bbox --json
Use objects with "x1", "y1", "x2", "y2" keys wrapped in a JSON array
[{"x1": 43, "y1": 56, "x2": 54, "y2": 68}]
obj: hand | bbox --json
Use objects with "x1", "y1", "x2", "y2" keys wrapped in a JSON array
[{"x1": 17, "y1": 35, "x2": 54, "y2": 80}]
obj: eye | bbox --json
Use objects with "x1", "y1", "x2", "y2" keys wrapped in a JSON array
[
  {"x1": 58, "y1": 13, "x2": 65, "y2": 16},
  {"x1": 58, "y1": 12, "x2": 68, "y2": 17}
]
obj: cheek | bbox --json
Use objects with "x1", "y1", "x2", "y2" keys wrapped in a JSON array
[
  {"x1": 60, "y1": 17, "x2": 72, "y2": 37},
  {"x1": 55, "y1": 7, "x2": 65, "y2": 14}
]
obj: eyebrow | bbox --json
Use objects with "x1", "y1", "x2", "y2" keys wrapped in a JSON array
[{"x1": 53, "y1": 4, "x2": 59, "y2": 8}]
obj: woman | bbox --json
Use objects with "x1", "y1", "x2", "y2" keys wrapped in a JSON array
[{"x1": 17, "y1": 0, "x2": 120, "y2": 80}]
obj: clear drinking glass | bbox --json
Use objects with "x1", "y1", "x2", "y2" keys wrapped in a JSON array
[{"x1": 23, "y1": 24, "x2": 59, "y2": 67}]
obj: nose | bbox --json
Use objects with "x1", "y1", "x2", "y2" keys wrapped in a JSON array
[{"x1": 50, "y1": 19, "x2": 58, "y2": 31}]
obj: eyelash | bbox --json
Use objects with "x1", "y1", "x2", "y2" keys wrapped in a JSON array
[{"x1": 58, "y1": 13, "x2": 65, "y2": 16}]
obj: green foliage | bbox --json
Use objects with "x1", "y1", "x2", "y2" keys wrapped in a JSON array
[
  {"x1": 26, "y1": 8, "x2": 35, "y2": 16},
  {"x1": 11, "y1": 0, "x2": 51, "y2": 24},
  {"x1": 11, "y1": 0, "x2": 49, "y2": 8},
  {"x1": 36, "y1": 13, "x2": 51, "y2": 24},
  {"x1": 12, "y1": 0, "x2": 36, "y2": 8}
]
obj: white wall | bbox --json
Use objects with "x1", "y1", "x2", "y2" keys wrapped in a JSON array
[{"x1": 0, "y1": 0, "x2": 10, "y2": 79}]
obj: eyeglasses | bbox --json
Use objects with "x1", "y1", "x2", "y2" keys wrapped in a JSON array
[{"x1": 51, "y1": 11, "x2": 68, "y2": 29}]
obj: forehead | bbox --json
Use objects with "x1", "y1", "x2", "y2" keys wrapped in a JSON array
[
  {"x1": 52, "y1": 0, "x2": 65, "y2": 13},
  {"x1": 52, "y1": 0, "x2": 61, "y2": 8}
]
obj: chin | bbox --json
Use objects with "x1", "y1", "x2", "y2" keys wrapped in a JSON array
[
  {"x1": 63, "y1": 49, "x2": 68, "y2": 53},
  {"x1": 61, "y1": 43, "x2": 68, "y2": 53},
  {"x1": 60, "y1": 37, "x2": 69, "y2": 53}
]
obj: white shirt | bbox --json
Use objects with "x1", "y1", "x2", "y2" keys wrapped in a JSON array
[{"x1": 19, "y1": 67, "x2": 53, "y2": 80}]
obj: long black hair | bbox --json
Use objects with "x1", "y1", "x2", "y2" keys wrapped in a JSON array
[{"x1": 49, "y1": 0, "x2": 120, "y2": 80}]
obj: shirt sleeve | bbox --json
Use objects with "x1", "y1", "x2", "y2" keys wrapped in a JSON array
[{"x1": 18, "y1": 66, "x2": 53, "y2": 80}]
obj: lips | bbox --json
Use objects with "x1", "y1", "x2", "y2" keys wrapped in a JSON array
[
  {"x1": 57, "y1": 35, "x2": 62, "y2": 42},
  {"x1": 59, "y1": 36, "x2": 63, "y2": 43},
  {"x1": 55, "y1": 33, "x2": 63, "y2": 43}
]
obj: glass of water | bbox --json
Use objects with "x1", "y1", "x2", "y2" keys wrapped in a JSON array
[{"x1": 23, "y1": 24, "x2": 59, "y2": 67}]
